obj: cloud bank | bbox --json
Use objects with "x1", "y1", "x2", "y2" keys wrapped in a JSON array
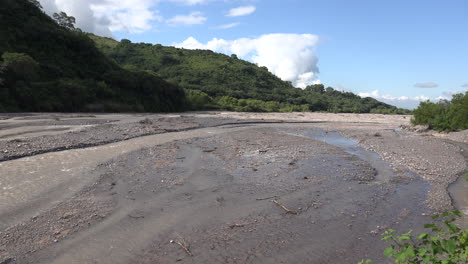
[
  {"x1": 358, "y1": 90, "x2": 431, "y2": 109},
  {"x1": 176, "y1": 34, "x2": 320, "y2": 88},
  {"x1": 462, "y1": 84, "x2": 468, "y2": 88}
]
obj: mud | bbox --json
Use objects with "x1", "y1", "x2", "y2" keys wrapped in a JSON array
[
  {"x1": 0, "y1": 113, "x2": 466, "y2": 264},
  {"x1": 0, "y1": 113, "x2": 320, "y2": 162}
]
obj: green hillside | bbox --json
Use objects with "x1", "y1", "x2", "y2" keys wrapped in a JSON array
[
  {"x1": 0, "y1": 0, "x2": 185, "y2": 112},
  {"x1": 90, "y1": 35, "x2": 408, "y2": 113},
  {"x1": 90, "y1": 35, "x2": 296, "y2": 102}
]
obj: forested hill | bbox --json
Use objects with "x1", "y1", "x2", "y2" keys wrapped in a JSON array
[
  {"x1": 90, "y1": 35, "x2": 297, "y2": 102},
  {"x1": 0, "y1": 0, "x2": 185, "y2": 112},
  {"x1": 91, "y1": 35, "x2": 408, "y2": 113}
]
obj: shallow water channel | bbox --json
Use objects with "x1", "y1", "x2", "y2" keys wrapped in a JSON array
[
  {"x1": 286, "y1": 129, "x2": 398, "y2": 182},
  {"x1": 291, "y1": 128, "x2": 467, "y2": 225},
  {"x1": 448, "y1": 174, "x2": 468, "y2": 227}
]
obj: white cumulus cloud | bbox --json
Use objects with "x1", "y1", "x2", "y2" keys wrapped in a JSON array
[
  {"x1": 39, "y1": 0, "x2": 160, "y2": 35},
  {"x1": 226, "y1": 5, "x2": 256, "y2": 17},
  {"x1": 166, "y1": 11, "x2": 207, "y2": 26},
  {"x1": 175, "y1": 34, "x2": 320, "y2": 88}
]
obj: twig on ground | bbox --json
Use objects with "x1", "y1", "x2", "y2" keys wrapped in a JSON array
[
  {"x1": 228, "y1": 223, "x2": 246, "y2": 229},
  {"x1": 256, "y1": 196, "x2": 278, "y2": 201},
  {"x1": 128, "y1": 214, "x2": 144, "y2": 219},
  {"x1": 170, "y1": 236, "x2": 193, "y2": 256},
  {"x1": 272, "y1": 200, "x2": 298, "y2": 215}
]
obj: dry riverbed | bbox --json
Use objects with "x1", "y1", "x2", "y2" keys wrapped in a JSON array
[{"x1": 0, "y1": 112, "x2": 466, "y2": 264}]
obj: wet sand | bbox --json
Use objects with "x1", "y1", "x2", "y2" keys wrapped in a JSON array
[{"x1": 0, "y1": 112, "x2": 466, "y2": 264}]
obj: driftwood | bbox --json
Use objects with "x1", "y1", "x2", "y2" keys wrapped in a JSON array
[
  {"x1": 228, "y1": 223, "x2": 246, "y2": 229},
  {"x1": 272, "y1": 200, "x2": 298, "y2": 215},
  {"x1": 256, "y1": 196, "x2": 278, "y2": 201}
]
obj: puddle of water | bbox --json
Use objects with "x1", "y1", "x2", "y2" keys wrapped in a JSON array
[
  {"x1": 447, "y1": 141, "x2": 468, "y2": 226},
  {"x1": 286, "y1": 130, "x2": 396, "y2": 182},
  {"x1": 448, "y1": 173, "x2": 468, "y2": 227}
]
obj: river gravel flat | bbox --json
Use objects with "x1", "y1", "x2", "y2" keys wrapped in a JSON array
[{"x1": 0, "y1": 112, "x2": 466, "y2": 264}]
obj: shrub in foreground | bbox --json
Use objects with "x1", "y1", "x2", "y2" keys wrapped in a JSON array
[{"x1": 359, "y1": 210, "x2": 467, "y2": 264}]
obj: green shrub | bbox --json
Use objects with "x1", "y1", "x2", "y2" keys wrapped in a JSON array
[
  {"x1": 412, "y1": 92, "x2": 468, "y2": 131},
  {"x1": 185, "y1": 89, "x2": 214, "y2": 110},
  {"x1": 359, "y1": 210, "x2": 467, "y2": 264}
]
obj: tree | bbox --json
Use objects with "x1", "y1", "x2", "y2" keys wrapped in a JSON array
[
  {"x1": 121, "y1": 39, "x2": 132, "y2": 45},
  {"x1": 53, "y1": 12, "x2": 76, "y2": 30},
  {"x1": 0, "y1": 64, "x2": 5, "y2": 86},
  {"x1": 325, "y1": 87, "x2": 335, "y2": 93},
  {"x1": 305, "y1": 84, "x2": 325, "y2": 93},
  {"x1": 185, "y1": 89, "x2": 213, "y2": 110},
  {"x1": 1, "y1": 52, "x2": 40, "y2": 82},
  {"x1": 28, "y1": 0, "x2": 42, "y2": 9}
]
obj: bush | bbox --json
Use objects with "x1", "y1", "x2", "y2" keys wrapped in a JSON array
[
  {"x1": 412, "y1": 92, "x2": 468, "y2": 131},
  {"x1": 185, "y1": 89, "x2": 214, "y2": 110},
  {"x1": 359, "y1": 210, "x2": 467, "y2": 264}
]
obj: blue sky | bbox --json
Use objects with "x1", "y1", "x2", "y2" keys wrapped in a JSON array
[{"x1": 41, "y1": 0, "x2": 468, "y2": 108}]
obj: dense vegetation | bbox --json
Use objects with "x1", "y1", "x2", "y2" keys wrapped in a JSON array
[
  {"x1": 0, "y1": 0, "x2": 185, "y2": 112},
  {"x1": 90, "y1": 35, "x2": 409, "y2": 114},
  {"x1": 412, "y1": 92, "x2": 468, "y2": 131}
]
